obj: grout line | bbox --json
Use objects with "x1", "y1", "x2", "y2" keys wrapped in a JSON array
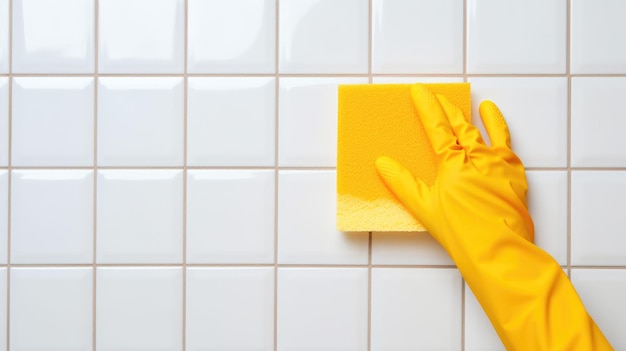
[
  {"x1": 14, "y1": 165, "x2": 626, "y2": 171},
  {"x1": 367, "y1": 0, "x2": 373, "y2": 85},
  {"x1": 16, "y1": 165, "x2": 626, "y2": 171},
  {"x1": 182, "y1": 0, "x2": 188, "y2": 349},
  {"x1": 566, "y1": 0, "x2": 572, "y2": 279},
  {"x1": 8, "y1": 72, "x2": 626, "y2": 78},
  {"x1": 273, "y1": 1, "x2": 280, "y2": 350},
  {"x1": 6, "y1": 166, "x2": 337, "y2": 170},
  {"x1": 463, "y1": 0, "x2": 468, "y2": 82},
  {"x1": 6, "y1": 0, "x2": 12, "y2": 348},
  {"x1": 93, "y1": 0, "x2": 99, "y2": 349},
  {"x1": 2, "y1": 264, "x2": 624, "y2": 270},
  {"x1": 2, "y1": 263, "x2": 626, "y2": 269}
]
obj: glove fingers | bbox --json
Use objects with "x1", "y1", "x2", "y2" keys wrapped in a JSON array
[
  {"x1": 375, "y1": 156, "x2": 430, "y2": 221},
  {"x1": 410, "y1": 84, "x2": 459, "y2": 157},
  {"x1": 435, "y1": 93, "x2": 486, "y2": 151},
  {"x1": 479, "y1": 100, "x2": 512, "y2": 150}
]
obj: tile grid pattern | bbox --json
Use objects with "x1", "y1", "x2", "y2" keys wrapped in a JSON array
[{"x1": 2, "y1": 0, "x2": 626, "y2": 350}]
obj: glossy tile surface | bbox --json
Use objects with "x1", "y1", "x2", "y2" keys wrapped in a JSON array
[
  {"x1": 0, "y1": 171, "x2": 6, "y2": 264},
  {"x1": 277, "y1": 268, "x2": 368, "y2": 351},
  {"x1": 526, "y1": 171, "x2": 568, "y2": 265},
  {"x1": 187, "y1": 170, "x2": 274, "y2": 264},
  {"x1": 279, "y1": 0, "x2": 368, "y2": 73},
  {"x1": 571, "y1": 78, "x2": 626, "y2": 167},
  {"x1": 99, "y1": 0, "x2": 183, "y2": 73},
  {"x1": 469, "y1": 77, "x2": 568, "y2": 167},
  {"x1": 12, "y1": 77, "x2": 94, "y2": 166},
  {"x1": 571, "y1": 171, "x2": 626, "y2": 266},
  {"x1": 372, "y1": 232, "x2": 453, "y2": 266},
  {"x1": 96, "y1": 268, "x2": 183, "y2": 351},
  {"x1": 10, "y1": 268, "x2": 93, "y2": 351},
  {"x1": 97, "y1": 77, "x2": 184, "y2": 166},
  {"x1": 0, "y1": 78, "x2": 7, "y2": 166},
  {"x1": 371, "y1": 268, "x2": 462, "y2": 350},
  {"x1": 188, "y1": 0, "x2": 275, "y2": 73},
  {"x1": 0, "y1": 0, "x2": 7, "y2": 73},
  {"x1": 12, "y1": 0, "x2": 94, "y2": 73},
  {"x1": 11, "y1": 170, "x2": 93, "y2": 264},
  {"x1": 279, "y1": 77, "x2": 367, "y2": 167},
  {"x1": 278, "y1": 170, "x2": 368, "y2": 264},
  {"x1": 571, "y1": 269, "x2": 626, "y2": 349},
  {"x1": 187, "y1": 268, "x2": 274, "y2": 351},
  {"x1": 571, "y1": 0, "x2": 626, "y2": 73},
  {"x1": 464, "y1": 285, "x2": 505, "y2": 351},
  {"x1": 97, "y1": 170, "x2": 183, "y2": 263},
  {"x1": 187, "y1": 77, "x2": 275, "y2": 166},
  {"x1": 467, "y1": 0, "x2": 566, "y2": 73},
  {"x1": 372, "y1": 0, "x2": 463, "y2": 74}
]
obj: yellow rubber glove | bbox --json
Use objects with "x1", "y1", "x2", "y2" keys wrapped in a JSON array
[{"x1": 375, "y1": 84, "x2": 612, "y2": 350}]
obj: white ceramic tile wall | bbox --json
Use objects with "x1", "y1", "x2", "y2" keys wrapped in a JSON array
[
  {"x1": 10, "y1": 268, "x2": 92, "y2": 351},
  {"x1": 1, "y1": 0, "x2": 625, "y2": 350},
  {"x1": 371, "y1": 268, "x2": 462, "y2": 350},
  {"x1": 12, "y1": 0, "x2": 95, "y2": 73},
  {"x1": 186, "y1": 267, "x2": 274, "y2": 351},
  {"x1": 12, "y1": 77, "x2": 94, "y2": 166}
]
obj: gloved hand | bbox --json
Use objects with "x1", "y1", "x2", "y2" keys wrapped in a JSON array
[{"x1": 375, "y1": 84, "x2": 612, "y2": 351}]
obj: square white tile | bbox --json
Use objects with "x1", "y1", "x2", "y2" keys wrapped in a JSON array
[
  {"x1": 467, "y1": 0, "x2": 566, "y2": 73},
  {"x1": 371, "y1": 232, "x2": 453, "y2": 266},
  {"x1": 572, "y1": 171, "x2": 626, "y2": 266},
  {"x1": 278, "y1": 77, "x2": 367, "y2": 167},
  {"x1": 0, "y1": 171, "x2": 7, "y2": 264},
  {"x1": 12, "y1": 77, "x2": 94, "y2": 166},
  {"x1": 186, "y1": 268, "x2": 274, "y2": 351},
  {"x1": 278, "y1": 170, "x2": 368, "y2": 264},
  {"x1": 277, "y1": 268, "x2": 368, "y2": 351},
  {"x1": 12, "y1": 0, "x2": 94, "y2": 73},
  {"x1": 571, "y1": 0, "x2": 626, "y2": 73},
  {"x1": 0, "y1": 0, "x2": 8, "y2": 73},
  {"x1": 96, "y1": 267, "x2": 183, "y2": 351},
  {"x1": 187, "y1": 170, "x2": 274, "y2": 264},
  {"x1": 464, "y1": 285, "x2": 505, "y2": 351},
  {"x1": 372, "y1": 76, "x2": 464, "y2": 84},
  {"x1": 97, "y1": 77, "x2": 184, "y2": 166},
  {"x1": 188, "y1": 0, "x2": 275, "y2": 73},
  {"x1": 571, "y1": 78, "x2": 626, "y2": 167},
  {"x1": 469, "y1": 77, "x2": 568, "y2": 167},
  {"x1": 98, "y1": 0, "x2": 184, "y2": 73},
  {"x1": 10, "y1": 268, "x2": 93, "y2": 351},
  {"x1": 0, "y1": 268, "x2": 5, "y2": 351},
  {"x1": 526, "y1": 171, "x2": 568, "y2": 265},
  {"x1": 371, "y1": 268, "x2": 462, "y2": 350},
  {"x1": 97, "y1": 170, "x2": 183, "y2": 264},
  {"x1": 279, "y1": 0, "x2": 368, "y2": 73},
  {"x1": 11, "y1": 170, "x2": 93, "y2": 264},
  {"x1": 571, "y1": 269, "x2": 626, "y2": 349},
  {"x1": 0, "y1": 78, "x2": 8, "y2": 166},
  {"x1": 372, "y1": 0, "x2": 463, "y2": 74},
  {"x1": 187, "y1": 77, "x2": 275, "y2": 166}
]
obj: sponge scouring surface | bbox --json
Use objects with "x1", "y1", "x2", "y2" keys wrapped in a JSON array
[{"x1": 337, "y1": 83, "x2": 471, "y2": 232}]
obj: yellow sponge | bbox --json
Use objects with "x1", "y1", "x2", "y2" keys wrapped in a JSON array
[{"x1": 337, "y1": 83, "x2": 471, "y2": 232}]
